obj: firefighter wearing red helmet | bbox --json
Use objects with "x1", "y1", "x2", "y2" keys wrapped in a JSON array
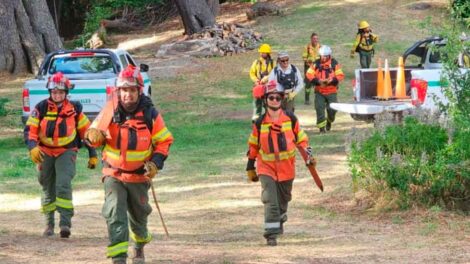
[
  {"x1": 24, "y1": 72, "x2": 97, "y2": 238},
  {"x1": 246, "y1": 79, "x2": 316, "y2": 246},
  {"x1": 85, "y1": 65, "x2": 174, "y2": 264}
]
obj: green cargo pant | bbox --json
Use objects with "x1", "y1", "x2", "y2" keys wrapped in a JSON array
[
  {"x1": 102, "y1": 176, "x2": 153, "y2": 259},
  {"x1": 260, "y1": 175, "x2": 293, "y2": 239},
  {"x1": 315, "y1": 92, "x2": 337, "y2": 129},
  {"x1": 38, "y1": 149, "x2": 76, "y2": 228},
  {"x1": 252, "y1": 98, "x2": 264, "y2": 121},
  {"x1": 304, "y1": 63, "x2": 312, "y2": 103},
  {"x1": 359, "y1": 50, "x2": 373, "y2": 69}
]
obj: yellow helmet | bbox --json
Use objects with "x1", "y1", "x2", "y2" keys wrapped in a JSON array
[
  {"x1": 258, "y1": 44, "x2": 272, "y2": 54},
  {"x1": 358, "y1": 20, "x2": 370, "y2": 29}
]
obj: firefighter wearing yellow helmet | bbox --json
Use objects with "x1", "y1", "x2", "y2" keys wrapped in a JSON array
[
  {"x1": 250, "y1": 43, "x2": 276, "y2": 121},
  {"x1": 351, "y1": 20, "x2": 379, "y2": 68}
]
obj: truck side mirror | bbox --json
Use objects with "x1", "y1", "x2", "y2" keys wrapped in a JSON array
[{"x1": 140, "y1": 64, "x2": 149, "y2": 72}]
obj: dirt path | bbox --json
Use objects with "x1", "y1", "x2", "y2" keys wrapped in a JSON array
[{"x1": 1, "y1": 111, "x2": 469, "y2": 263}]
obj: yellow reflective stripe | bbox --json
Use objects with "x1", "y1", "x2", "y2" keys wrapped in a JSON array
[
  {"x1": 260, "y1": 124, "x2": 271, "y2": 133},
  {"x1": 39, "y1": 129, "x2": 77, "y2": 146},
  {"x1": 107, "y1": 241, "x2": 129, "y2": 257},
  {"x1": 259, "y1": 149, "x2": 296, "y2": 161},
  {"x1": 39, "y1": 130, "x2": 77, "y2": 146},
  {"x1": 41, "y1": 202, "x2": 56, "y2": 213},
  {"x1": 248, "y1": 134, "x2": 258, "y2": 145},
  {"x1": 104, "y1": 145, "x2": 152, "y2": 162},
  {"x1": 76, "y1": 115, "x2": 89, "y2": 130},
  {"x1": 335, "y1": 69, "x2": 344, "y2": 75},
  {"x1": 130, "y1": 230, "x2": 152, "y2": 243},
  {"x1": 152, "y1": 127, "x2": 171, "y2": 144},
  {"x1": 26, "y1": 117, "x2": 39, "y2": 127},
  {"x1": 281, "y1": 121, "x2": 292, "y2": 132},
  {"x1": 317, "y1": 120, "x2": 327, "y2": 128},
  {"x1": 56, "y1": 197, "x2": 73, "y2": 209},
  {"x1": 44, "y1": 112, "x2": 58, "y2": 121},
  {"x1": 296, "y1": 130, "x2": 307, "y2": 144}
]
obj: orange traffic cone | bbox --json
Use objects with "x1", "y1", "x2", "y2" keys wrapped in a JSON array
[
  {"x1": 394, "y1": 56, "x2": 409, "y2": 99},
  {"x1": 382, "y1": 59, "x2": 393, "y2": 100},
  {"x1": 376, "y1": 58, "x2": 384, "y2": 98}
]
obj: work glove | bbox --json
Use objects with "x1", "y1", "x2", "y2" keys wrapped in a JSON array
[
  {"x1": 260, "y1": 76, "x2": 269, "y2": 84},
  {"x1": 350, "y1": 50, "x2": 355, "y2": 58},
  {"x1": 85, "y1": 128, "x2": 105, "y2": 147},
  {"x1": 287, "y1": 91, "x2": 297, "y2": 101},
  {"x1": 320, "y1": 79, "x2": 329, "y2": 87},
  {"x1": 88, "y1": 156, "x2": 99, "y2": 169},
  {"x1": 30, "y1": 146, "x2": 44, "y2": 164},
  {"x1": 144, "y1": 161, "x2": 158, "y2": 179},
  {"x1": 305, "y1": 146, "x2": 317, "y2": 167},
  {"x1": 246, "y1": 159, "x2": 259, "y2": 182},
  {"x1": 328, "y1": 77, "x2": 339, "y2": 86}
]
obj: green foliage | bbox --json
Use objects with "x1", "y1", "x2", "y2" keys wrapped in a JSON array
[
  {"x1": 0, "y1": 98, "x2": 9, "y2": 116},
  {"x1": 349, "y1": 117, "x2": 469, "y2": 210}
]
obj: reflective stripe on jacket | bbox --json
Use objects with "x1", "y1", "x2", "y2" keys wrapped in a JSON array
[
  {"x1": 247, "y1": 111, "x2": 308, "y2": 181},
  {"x1": 351, "y1": 33, "x2": 378, "y2": 52},
  {"x1": 102, "y1": 108, "x2": 173, "y2": 183},
  {"x1": 305, "y1": 58, "x2": 344, "y2": 95},
  {"x1": 302, "y1": 43, "x2": 321, "y2": 62},
  {"x1": 249, "y1": 57, "x2": 275, "y2": 83},
  {"x1": 25, "y1": 99, "x2": 90, "y2": 156}
]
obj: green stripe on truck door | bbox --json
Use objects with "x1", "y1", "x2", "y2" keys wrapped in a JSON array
[{"x1": 30, "y1": 89, "x2": 107, "y2": 94}]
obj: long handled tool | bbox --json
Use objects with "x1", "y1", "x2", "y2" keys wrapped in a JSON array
[
  {"x1": 297, "y1": 146, "x2": 324, "y2": 192},
  {"x1": 149, "y1": 180, "x2": 170, "y2": 239}
]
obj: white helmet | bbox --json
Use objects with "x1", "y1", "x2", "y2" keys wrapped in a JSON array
[{"x1": 319, "y1": 45, "x2": 332, "y2": 57}]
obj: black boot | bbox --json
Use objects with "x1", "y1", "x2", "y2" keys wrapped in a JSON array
[
  {"x1": 319, "y1": 127, "x2": 326, "y2": 134},
  {"x1": 112, "y1": 257, "x2": 127, "y2": 264},
  {"x1": 60, "y1": 226, "x2": 70, "y2": 238},
  {"x1": 326, "y1": 121, "x2": 331, "y2": 131},
  {"x1": 266, "y1": 237, "x2": 277, "y2": 246},
  {"x1": 132, "y1": 247, "x2": 145, "y2": 264}
]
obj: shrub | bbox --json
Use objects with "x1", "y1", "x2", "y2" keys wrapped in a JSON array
[
  {"x1": 0, "y1": 98, "x2": 10, "y2": 117},
  {"x1": 349, "y1": 117, "x2": 469, "y2": 210}
]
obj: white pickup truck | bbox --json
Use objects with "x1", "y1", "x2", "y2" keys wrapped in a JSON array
[
  {"x1": 331, "y1": 37, "x2": 467, "y2": 122},
  {"x1": 22, "y1": 49, "x2": 152, "y2": 123}
]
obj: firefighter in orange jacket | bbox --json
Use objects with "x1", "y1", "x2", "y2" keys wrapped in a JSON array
[
  {"x1": 85, "y1": 65, "x2": 173, "y2": 264},
  {"x1": 24, "y1": 72, "x2": 97, "y2": 238},
  {"x1": 247, "y1": 80, "x2": 315, "y2": 246},
  {"x1": 306, "y1": 45, "x2": 344, "y2": 133}
]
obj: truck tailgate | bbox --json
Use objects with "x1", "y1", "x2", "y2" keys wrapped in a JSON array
[{"x1": 330, "y1": 100, "x2": 414, "y2": 114}]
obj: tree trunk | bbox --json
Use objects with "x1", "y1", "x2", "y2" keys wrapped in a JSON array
[
  {"x1": 0, "y1": 0, "x2": 62, "y2": 74},
  {"x1": 206, "y1": 0, "x2": 220, "y2": 17},
  {"x1": 174, "y1": 0, "x2": 216, "y2": 35}
]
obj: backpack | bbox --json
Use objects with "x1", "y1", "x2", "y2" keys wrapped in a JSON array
[
  {"x1": 254, "y1": 111, "x2": 298, "y2": 146},
  {"x1": 36, "y1": 100, "x2": 84, "y2": 148},
  {"x1": 274, "y1": 65, "x2": 298, "y2": 90}
]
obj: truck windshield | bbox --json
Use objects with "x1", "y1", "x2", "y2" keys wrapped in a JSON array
[{"x1": 48, "y1": 56, "x2": 115, "y2": 75}]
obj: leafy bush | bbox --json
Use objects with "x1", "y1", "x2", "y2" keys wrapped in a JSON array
[{"x1": 349, "y1": 117, "x2": 469, "y2": 210}]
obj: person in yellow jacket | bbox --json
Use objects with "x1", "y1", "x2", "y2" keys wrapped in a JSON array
[
  {"x1": 302, "y1": 32, "x2": 321, "y2": 105},
  {"x1": 250, "y1": 43, "x2": 276, "y2": 121},
  {"x1": 351, "y1": 20, "x2": 378, "y2": 68}
]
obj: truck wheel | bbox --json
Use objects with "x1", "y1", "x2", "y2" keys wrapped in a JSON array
[{"x1": 350, "y1": 113, "x2": 375, "y2": 123}]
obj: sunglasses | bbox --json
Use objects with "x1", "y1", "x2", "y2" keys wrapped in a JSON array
[
  {"x1": 268, "y1": 95, "x2": 282, "y2": 102},
  {"x1": 280, "y1": 59, "x2": 289, "y2": 63}
]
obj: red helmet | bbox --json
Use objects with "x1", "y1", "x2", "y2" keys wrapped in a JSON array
[
  {"x1": 46, "y1": 72, "x2": 73, "y2": 91},
  {"x1": 265, "y1": 80, "x2": 283, "y2": 95},
  {"x1": 116, "y1": 65, "x2": 144, "y2": 92}
]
